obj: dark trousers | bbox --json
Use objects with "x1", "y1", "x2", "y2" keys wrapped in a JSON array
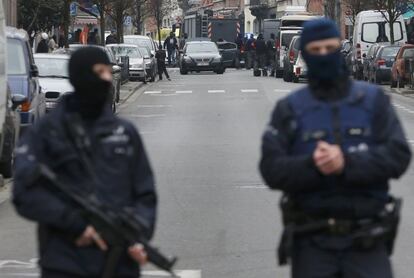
[
  {"x1": 292, "y1": 238, "x2": 393, "y2": 278},
  {"x1": 158, "y1": 63, "x2": 170, "y2": 80},
  {"x1": 42, "y1": 268, "x2": 137, "y2": 278}
]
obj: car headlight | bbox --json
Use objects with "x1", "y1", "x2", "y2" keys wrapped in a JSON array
[
  {"x1": 213, "y1": 57, "x2": 221, "y2": 62},
  {"x1": 184, "y1": 56, "x2": 192, "y2": 63}
]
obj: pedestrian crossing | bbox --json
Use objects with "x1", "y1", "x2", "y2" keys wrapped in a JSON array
[{"x1": 143, "y1": 88, "x2": 291, "y2": 95}]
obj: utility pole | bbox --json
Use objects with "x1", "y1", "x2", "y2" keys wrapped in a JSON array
[{"x1": 335, "y1": 0, "x2": 341, "y2": 31}]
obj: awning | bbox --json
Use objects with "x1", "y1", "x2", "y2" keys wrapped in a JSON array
[
  {"x1": 74, "y1": 16, "x2": 98, "y2": 25},
  {"x1": 404, "y1": 5, "x2": 414, "y2": 20}
]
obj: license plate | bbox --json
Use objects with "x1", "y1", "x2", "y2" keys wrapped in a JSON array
[{"x1": 198, "y1": 62, "x2": 209, "y2": 66}]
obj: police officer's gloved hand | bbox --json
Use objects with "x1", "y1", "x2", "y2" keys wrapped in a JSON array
[
  {"x1": 313, "y1": 141, "x2": 345, "y2": 175},
  {"x1": 68, "y1": 47, "x2": 113, "y2": 119}
]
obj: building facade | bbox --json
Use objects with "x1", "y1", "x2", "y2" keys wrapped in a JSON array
[{"x1": 2, "y1": 0, "x2": 17, "y2": 27}]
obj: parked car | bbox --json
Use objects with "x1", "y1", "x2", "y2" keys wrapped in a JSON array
[
  {"x1": 282, "y1": 35, "x2": 300, "y2": 82},
  {"x1": 368, "y1": 45, "x2": 400, "y2": 84},
  {"x1": 33, "y1": 54, "x2": 73, "y2": 112},
  {"x1": 216, "y1": 41, "x2": 239, "y2": 68},
  {"x1": 6, "y1": 26, "x2": 46, "y2": 131},
  {"x1": 292, "y1": 51, "x2": 307, "y2": 83},
  {"x1": 179, "y1": 41, "x2": 224, "y2": 74},
  {"x1": 138, "y1": 46, "x2": 157, "y2": 82},
  {"x1": 124, "y1": 35, "x2": 158, "y2": 56},
  {"x1": 363, "y1": 43, "x2": 389, "y2": 81},
  {"x1": 0, "y1": 4, "x2": 25, "y2": 177},
  {"x1": 275, "y1": 29, "x2": 301, "y2": 78},
  {"x1": 352, "y1": 10, "x2": 407, "y2": 79},
  {"x1": 391, "y1": 44, "x2": 414, "y2": 88},
  {"x1": 107, "y1": 44, "x2": 146, "y2": 83}
]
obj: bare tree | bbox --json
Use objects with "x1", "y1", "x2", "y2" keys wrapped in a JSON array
[
  {"x1": 132, "y1": 0, "x2": 149, "y2": 35},
  {"x1": 343, "y1": 0, "x2": 375, "y2": 25},
  {"x1": 374, "y1": 0, "x2": 414, "y2": 44},
  {"x1": 93, "y1": 0, "x2": 112, "y2": 45},
  {"x1": 107, "y1": 0, "x2": 134, "y2": 42},
  {"x1": 148, "y1": 0, "x2": 176, "y2": 45}
]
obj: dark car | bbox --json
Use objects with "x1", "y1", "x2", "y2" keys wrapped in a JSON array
[
  {"x1": 282, "y1": 35, "x2": 300, "y2": 82},
  {"x1": 6, "y1": 27, "x2": 46, "y2": 130},
  {"x1": 362, "y1": 43, "x2": 389, "y2": 81},
  {"x1": 179, "y1": 41, "x2": 225, "y2": 74},
  {"x1": 368, "y1": 45, "x2": 400, "y2": 84},
  {"x1": 216, "y1": 41, "x2": 239, "y2": 68}
]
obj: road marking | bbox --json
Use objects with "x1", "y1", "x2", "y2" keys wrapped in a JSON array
[
  {"x1": 137, "y1": 104, "x2": 172, "y2": 108},
  {"x1": 241, "y1": 89, "x2": 259, "y2": 93},
  {"x1": 393, "y1": 103, "x2": 414, "y2": 114},
  {"x1": 236, "y1": 185, "x2": 267, "y2": 189},
  {"x1": 274, "y1": 89, "x2": 291, "y2": 93},
  {"x1": 176, "y1": 90, "x2": 193, "y2": 94},
  {"x1": 144, "y1": 91, "x2": 162, "y2": 94},
  {"x1": 208, "y1": 90, "x2": 225, "y2": 94},
  {"x1": 0, "y1": 259, "x2": 38, "y2": 269},
  {"x1": 130, "y1": 114, "x2": 166, "y2": 118}
]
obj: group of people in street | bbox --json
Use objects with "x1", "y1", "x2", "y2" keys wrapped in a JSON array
[
  {"x1": 235, "y1": 33, "x2": 277, "y2": 76},
  {"x1": 11, "y1": 18, "x2": 412, "y2": 278},
  {"x1": 35, "y1": 32, "x2": 64, "y2": 54}
]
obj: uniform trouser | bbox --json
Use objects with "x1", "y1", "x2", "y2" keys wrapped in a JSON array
[
  {"x1": 268, "y1": 53, "x2": 276, "y2": 74},
  {"x1": 246, "y1": 50, "x2": 255, "y2": 69},
  {"x1": 254, "y1": 54, "x2": 267, "y2": 71},
  {"x1": 158, "y1": 63, "x2": 170, "y2": 79},
  {"x1": 42, "y1": 268, "x2": 137, "y2": 278},
  {"x1": 291, "y1": 238, "x2": 393, "y2": 278}
]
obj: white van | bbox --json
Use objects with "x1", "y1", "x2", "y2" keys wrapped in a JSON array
[{"x1": 352, "y1": 10, "x2": 407, "y2": 79}]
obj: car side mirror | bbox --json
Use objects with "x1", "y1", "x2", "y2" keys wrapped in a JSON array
[
  {"x1": 30, "y1": 64, "x2": 39, "y2": 77},
  {"x1": 362, "y1": 53, "x2": 367, "y2": 58},
  {"x1": 11, "y1": 94, "x2": 27, "y2": 111},
  {"x1": 117, "y1": 62, "x2": 124, "y2": 68},
  {"x1": 151, "y1": 54, "x2": 154, "y2": 58}
]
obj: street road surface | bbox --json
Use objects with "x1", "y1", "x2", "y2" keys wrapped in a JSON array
[{"x1": 1, "y1": 69, "x2": 414, "y2": 277}]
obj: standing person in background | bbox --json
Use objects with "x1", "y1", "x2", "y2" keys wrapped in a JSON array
[
  {"x1": 163, "y1": 32, "x2": 178, "y2": 66},
  {"x1": 266, "y1": 33, "x2": 276, "y2": 76},
  {"x1": 88, "y1": 29, "x2": 98, "y2": 45},
  {"x1": 105, "y1": 30, "x2": 117, "y2": 44},
  {"x1": 37, "y1": 33, "x2": 49, "y2": 53},
  {"x1": 58, "y1": 30, "x2": 66, "y2": 48},
  {"x1": 235, "y1": 33, "x2": 244, "y2": 69},
  {"x1": 156, "y1": 45, "x2": 171, "y2": 81},
  {"x1": 48, "y1": 35, "x2": 57, "y2": 52},
  {"x1": 180, "y1": 33, "x2": 188, "y2": 50},
  {"x1": 245, "y1": 34, "x2": 256, "y2": 70},
  {"x1": 254, "y1": 34, "x2": 267, "y2": 76}
]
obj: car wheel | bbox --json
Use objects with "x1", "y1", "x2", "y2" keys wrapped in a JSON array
[
  {"x1": 293, "y1": 76, "x2": 299, "y2": 83},
  {"x1": 276, "y1": 69, "x2": 283, "y2": 78},
  {"x1": 180, "y1": 68, "x2": 188, "y2": 75},
  {"x1": 0, "y1": 121, "x2": 15, "y2": 178}
]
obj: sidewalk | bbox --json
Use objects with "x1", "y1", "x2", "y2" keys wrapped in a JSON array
[{"x1": 387, "y1": 86, "x2": 414, "y2": 98}]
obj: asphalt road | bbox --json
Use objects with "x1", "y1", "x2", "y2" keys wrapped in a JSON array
[{"x1": 1, "y1": 69, "x2": 414, "y2": 278}]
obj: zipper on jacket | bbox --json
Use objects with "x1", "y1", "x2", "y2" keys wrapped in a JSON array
[{"x1": 332, "y1": 104, "x2": 342, "y2": 146}]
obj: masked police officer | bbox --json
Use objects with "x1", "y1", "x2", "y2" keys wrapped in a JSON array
[
  {"x1": 13, "y1": 47, "x2": 157, "y2": 278},
  {"x1": 259, "y1": 19, "x2": 411, "y2": 278}
]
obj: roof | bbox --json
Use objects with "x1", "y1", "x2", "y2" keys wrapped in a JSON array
[
  {"x1": 6, "y1": 26, "x2": 29, "y2": 40},
  {"x1": 124, "y1": 35, "x2": 152, "y2": 40},
  {"x1": 186, "y1": 41, "x2": 215, "y2": 44},
  {"x1": 34, "y1": 53, "x2": 70, "y2": 59},
  {"x1": 106, "y1": 44, "x2": 139, "y2": 48}
]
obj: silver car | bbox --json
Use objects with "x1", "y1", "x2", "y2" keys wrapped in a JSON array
[
  {"x1": 33, "y1": 54, "x2": 73, "y2": 112},
  {"x1": 107, "y1": 44, "x2": 146, "y2": 83},
  {"x1": 139, "y1": 46, "x2": 157, "y2": 82}
]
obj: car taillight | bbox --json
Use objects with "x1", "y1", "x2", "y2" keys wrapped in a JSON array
[
  {"x1": 289, "y1": 50, "x2": 295, "y2": 63},
  {"x1": 276, "y1": 38, "x2": 280, "y2": 52},
  {"x1": 377, "y1": 59, "x2": 386, "y2": 66},
  {"x1": 356, "y1": 43, "x2": 361, "y2": 60},
  {"x1": 21, "y1": 101, "x2": 30, "y2": 112},
  {"x1": 296, "y1": 67, "x2": 301, "y2": 75}
]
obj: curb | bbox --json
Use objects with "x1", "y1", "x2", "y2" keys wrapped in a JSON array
[
  {"x1": 0, "y1": 179, "x2": 13, "y2": 205},
  {"x1": 387, "y1": 87, "x2": 414, "y2": 98},
  {"x1": 119, "y1": 82, "x2": 146, "y2": 105}
]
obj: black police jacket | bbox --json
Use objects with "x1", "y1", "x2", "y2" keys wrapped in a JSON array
[
  {"x1": 12, "y1": 95, "x2": 157, "y2": 276},
  {"x1": 259, "y1": 81, "x2": 411, "y2": 218}
]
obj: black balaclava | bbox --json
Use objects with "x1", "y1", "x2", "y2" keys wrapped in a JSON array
[
  {"x1": 300, "y1": 18, "x2": 349, "y2": 101},
  {"x1": 68, "y1": 47, "x2": 112, "y2": 119}
]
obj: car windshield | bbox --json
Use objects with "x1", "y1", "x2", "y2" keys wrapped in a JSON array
[
  {"x1": 362, "y1": 22, "x2": 403, "y2": 43},
  {"x1": 403, "y1": 48, "x2": 414, "y2": 58},
  {"x1": 124, "y1": 37, "x2": 153, "y2": 50},
  {"x1": 186, "y1": 43, "x2": 218, "y2": 53},
  {"x1": 139, "y1": 47, "x2": 151, "y2": 57},
  {"x1": 110, "y1": 46, "x2": 142, "y2": 59},
  {"x1": 217, "y1": 43, "x2": 236, "y2": 50},
  {"x1": 7, "y1": 38, "x2": 27, "y2": 75},
  {"x1": 34, "y1": 57, "x2": 69, "y2": 78},
  {"x1": 381, "y1": 47, "x2": 400, "y2": 57},
  {"x1": 282, "y1": 33, "x2": 297, "y2": 48}
]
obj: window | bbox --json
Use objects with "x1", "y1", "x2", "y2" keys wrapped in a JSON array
[
  {"x1": 402, "y1": 48, "x2": 414, "y2": 58},
  {"x1": 186, "y1": 43, "x2": 218, "y2": 53},
  {"x1": 362, "y1": 22, "x2": 403, "y2": 43},
  {"x1": 110, "y1": 46, "x2": 142, "y2": 59},
  {"x1": 380, "y1": 47, "x2": 400, "y2": 57},
  {"x1": 7, "y1": 38, "x2": 27, "y2": 75},
  {"x1": 281, "y1": 33, "x2": 297, "y2": 48},
  {"x1": 34, "y1": 57, "x2": 69, "y2": 78}
]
